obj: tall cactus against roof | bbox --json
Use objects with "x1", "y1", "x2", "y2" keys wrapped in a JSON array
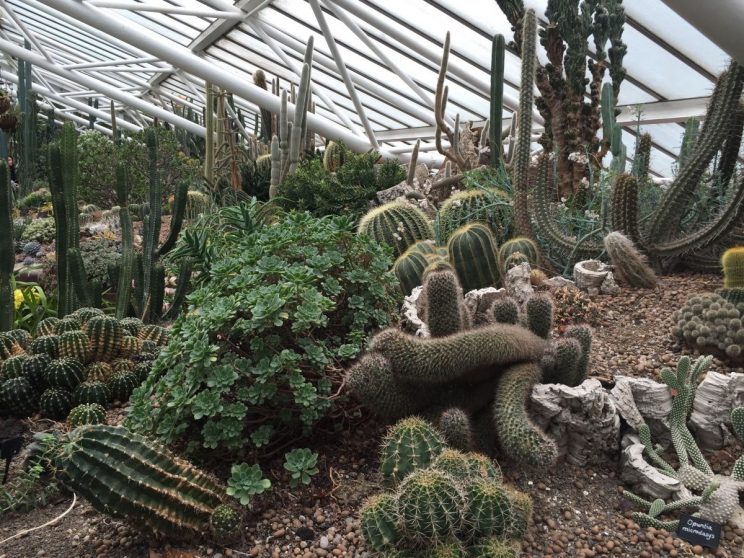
[
  {"x1": 490, "y1": 34, "x2": 506, "y2": 171},
  {"x1": 0, "y1": 160, "x2": 13, "y2": 331}
]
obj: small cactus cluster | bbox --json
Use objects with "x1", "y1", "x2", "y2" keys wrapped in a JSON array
[
  {"x1": 0, "y1": 308, "x2": 165, "y2": 424},
  {"x1": 672, "y1": 292, "x2": 744, "y2": 360},
  {"x1": 347, "y1": 265, "x2": 592, "y2": 466},
  {"x1": 359, "y1": 418, "x2": 529, "y2": 556},
  {"x1": 624, "y1": 356, "x2": 744, "y2": 529},
  {"x1": 49, "y1": 425, "x2": 241, "y2": 538}
]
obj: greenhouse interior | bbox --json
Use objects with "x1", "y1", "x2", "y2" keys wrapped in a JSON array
[{"x1": 1, "y1": 0, "x2": 744, "y2": 556}]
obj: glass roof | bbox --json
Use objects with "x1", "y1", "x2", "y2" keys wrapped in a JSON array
[{"x1": 0, "y1": 0, "x2": 739, "y2": 177}]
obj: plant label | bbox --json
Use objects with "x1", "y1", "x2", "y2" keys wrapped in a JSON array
[{"x1": 676, "y1": 514, "x2": 721, "y2": 549}]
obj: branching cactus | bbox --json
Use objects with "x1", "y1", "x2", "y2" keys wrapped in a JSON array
[
  {"x1": 57, "y1": 425, "x2": 239, "y2": 538},
  {"x1": 624, "y1": 356, "x2": 744, "y2": 529}
]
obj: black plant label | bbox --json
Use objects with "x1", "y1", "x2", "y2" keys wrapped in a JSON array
[{"x1": 676, "y1": 514, "x2": 721, "y2": 548}]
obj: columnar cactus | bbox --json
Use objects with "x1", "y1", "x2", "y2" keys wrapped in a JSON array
[
  {"x1": 421, "y1": 265, "x2": 469, "y2": 337},
  {"x1": 610, "y1": 174, "x2": 642, "y2": 246},
  {"x1": 447, "y1": 223, "x2": 501, "y2": 293},
  {"x1": 358, "y1": 202, "x2": 434, "y2": 258},
  {"x1": 0, "y1": 159, "x2": 13, "y2": 331},
  {"x1": 604, "y1": 232, "x2": 657, "y2": 289},
  {"x1": 722, "y1": 247, "x2": 744, "y2": 289},
  {"x1": 57, "y1": 425, "x2": 236, "y2": 537}
]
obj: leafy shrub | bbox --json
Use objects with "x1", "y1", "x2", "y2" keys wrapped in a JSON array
[
  {"x1": 278, "y1": 151, "x2": 405, "y2": 218},
  {"x1": 20, "y1": 217, "x2": 55, "y2": 244},
  {"x1": 18, "y1": 188, "x2": 51, "y2": 209},
  {"x1": 127, "y1": 212, "x2": 400, "y2": 457}
]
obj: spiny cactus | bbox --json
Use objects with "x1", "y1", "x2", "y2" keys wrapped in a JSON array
[
  {"x1": 56, "y1": 316, "x2": 81, "y2": 334},
  {"x1": 85, "y1": 316, "x2": 124, "y2": 362},
  {"x1": 22, "y1": 354, "x2": 50, "y2": 391},
  {"x1": 45, "y1": 357, "x2": 85, "y2": 391},
  {"x1": 0, "y1": 332, "x2": 24, "y2": 359},
  {"x1": 7, "y1": 329, "x2": 31, "y2": 350},
  {"x1": 380, "y1": 417, "x2": 445, "y2": 484},
  {"x1": 31, "y1": 335, "x2": 59, "y2": 359},
  {"x1": 438, "y1": 409, "x2": 475, "y2": 453},
  {"x1": 111, "y1": 358, "x2": 135, "y2": 374},
  {"x1": 525, "y1": 294, "x2": 553, "y2": 340},
  {"x1": 437, "y1": 188, "x2": 512, "y2": 244},
  {"x1": 73, "y1": 381, "x2": 111, "y2": 407},
  {"x1": 0, "y1": 159, "x2": 13, "y2": 331},
  {"x1": 323, "y1": 141, "x2": 346, "y2": 171},
  {"x1": 498, "y1": 238, "x2": 539, "y2": 271},
  {"x1": 604, "y1": 232, "x2": 657, "y2": 289},
  {"x1": 1, "y1": 355, "x2": 28, "y2": 381},
  {"x1": 492, "y1": 362, "x2": 557, "y2": 466},
  {"x1": 397, "y1": 468, "x2": 466, "y2": 542},
  {"x1": 490, "y1": 299, "x2": 519, "y2": 325},
  {"x1": 360, "y1": 493, "x2": 401, "y2": 551},
  {"x1": 610, "y1": 174, "x2": 642, "y2": 246},
  {"x1": 58, "y1": 425, "x2": 235, "y2": 537},
  {"x1": 210, "y1": 505, "x2": 241, "y2": 538},
  {"x1": 67, "y1": 402, "x2": 106, "y2": 428},
  {"x1": 1, "y1": 376, "x2": 37, "y2": 417},
  {"x1": 467, "y1": 478, "x2": 514, "y2": 538},
  {"x1": 394, "y1": 248, "x2": 430, "y2": 297},
  {"x1": 58, "y1": 331, "x2": 90, "y2": 363},
  {"x1": 722, "y1": 246, "x2": 744, "y2": 289},
  {"x1": 358, "y1": 202, "x2": 434, "y2": 258},
  {"x1": 85, "y1": 362, "x2": 113, "y2": 383},
  {"x1": 39, "y1": 387, "x2": 72, "y2": 420},
  {"x1": 107, "y1": 370, "x2": 138, "y2": 402},
  {"x1": 138, "y1": 324, "x2": 169, "y2": 346},
  {"x1": 447, "y1": 223, "x2": 501, "y2": 293}
]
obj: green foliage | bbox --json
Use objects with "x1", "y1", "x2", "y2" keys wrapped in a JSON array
[
  {"x1": 0, "y1": 460, "x2": 59, "y2": 515},
  {"x1": 226, "y1": 462, "x2": 271, "y2": 506},
  {"x1": 17, "y1": 187, "x2": 50, "y2": 209},
  {"x1": 277, "y1": 150, "x2": 405, "y2": 218},
  {"x1": 283, "y1": 448, "x2": 319, "y2": 488},
  {"x1": 12, "y1": 281, "x2": 55, "y2": 334},
  {"x1": 126, "y1": 212, "x2": 399, "y2": 458},
  {"x1": 79, "y1": 237, "x2": 121, "y2": 290},
  {"x1": 20, "y1": 217, "x2": 55, "y2": 243}
]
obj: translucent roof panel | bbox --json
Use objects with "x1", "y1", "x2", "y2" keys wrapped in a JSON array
[{"x1": 0, "y1": 0, "x2": 739, "y2": 178}]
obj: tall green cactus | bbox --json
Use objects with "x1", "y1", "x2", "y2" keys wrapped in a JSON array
[
  {"x1": 601, "y1": 82, "x2": 626, "y2": 173},
  {"x1": 512, "y1": 9, "x2": 537, "y2": 239},
  {"x1": 130, "y1": 128, "x2": 187, "y2": 323},
  {"x1": 0, "y1": 160, "x2": 13, "y2": 331},
  {"x1": 631, "y1": 133, "x2": 651, "y2": 180},
  {"x1": 115, "y1": 165, "x2": 134, "y2": 319},
  {"x1": 18, "y1": 41, "x2": 37, "y2": 196},
  {"x1": 490, "y1": 34, "x2": 506, "y2": 171}
]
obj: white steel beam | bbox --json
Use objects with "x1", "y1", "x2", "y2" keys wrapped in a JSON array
[
  {"x1": 65, "y1": 56, "x2": 159, "y2": 70},
  {"x1": 0, "y1": 37, "x2": 206, "y2": 137},
  {"x1": 85, "y1": 1, "x2": 244, "y2": 19},
  {"x1": 308, "y1": 0, "x2": 379, "y2": 149},
  {"x1": 36, "y1": 0, "x2": 435, "y2": 163}
]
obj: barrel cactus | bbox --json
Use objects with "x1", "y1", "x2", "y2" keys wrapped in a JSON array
[
  {"x1": 22, "y1": 354, "x2": 51, "y2": 391},
  {"x1": 380, "y1": 417, "x2": 445, "y2": 484},
  {"x1": 73, "y1": 380, "x2": 111, "y2": 407},
  {"x1": 37, "y1": 317, "x2": 60, "y2": 336},
  {"x1": 437, "y1": 188, "x2": 512, "y2": 243},
  {"x1": 107, "y1": 370, "x2": 138, "y2": 402},
  {"x1": 393, "y1": 248, "x2": 430, "y2": 296},
  {"x1": 1, "y1": 377, "x2": 37, "y2": 417},
  {"x1": 56, "y1": 317, "x2": 82, "y2": 334},
  {"x1": 40, "y1": 387, "x2": 73, "y2": 420},
  {"x1": 358, "y1": 202, "x2": 434, "y2": 258},
  {"x1": 447, "y1": 223, "x2": 500, "y2": 293},
  {"x1": 67, "y1": 403, "x2": 107, "y2": 428},
  {"x1": 1, "y1": 355, "x2": 28, "y2": 381},
  {"x1": 498, "y1": 238, "x2": 539, "y2": 270},
  {"x1": 85, "y1": 316, "x2": 124, "y2": 361},
  {"x1": 359, "y1": 493, "x2": 401, "y2": 551},
  {"x1": 58, "y1": 331, "x2": 90, "y2": 363},
  {"x1": 57, "y1": 425, "x2": 237, "y2": 537},
  {"x1": 31, "y1": 335, "x2": 60, "y2": 359}
]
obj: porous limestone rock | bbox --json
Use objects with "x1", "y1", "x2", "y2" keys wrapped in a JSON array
[
  {"x1": 574, "y1": 259, "x2": 613, "y2": 293},
  {"x1": 689, "y1": 371, "x2": 744, "y2": 449},
  {"x1": 504, "y1": 262, "x2": 534, "y2": 307}
]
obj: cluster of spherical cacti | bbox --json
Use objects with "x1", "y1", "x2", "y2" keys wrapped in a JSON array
[
  {"x1": 346, "y1": 264, "x2": 592, "y2": 466},
  {"x1": 43, "y1": 425, "x2": 241, "y2": 539},
  {"x1": 359, "y1": 418, "x2": 529, "y2": 557},
  {"x1": 624, "y1": 356, "x2": 744, "y2": 529},
  {"x1": 0, "y1": 307, "x2": 167, "y2": 426}
]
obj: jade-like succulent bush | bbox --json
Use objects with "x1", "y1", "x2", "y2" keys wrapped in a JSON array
[
  {"x1": 20, "y1": 217, "x2": 55, "y2": 244},
  {"x1": 79, "y1": 237, "x2": 121, "y2": 290},
  {"x1": 126, "y1": 212, "x2": 400, "y2": 456},
  {"x1": 277, "y1": 149, "x2": 405, "y2": 219}
]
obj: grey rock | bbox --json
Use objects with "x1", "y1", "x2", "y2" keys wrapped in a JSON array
[
  {"x1": 504, "y1": 262, "x2": 533, "y2": 307},
  {"x1": 600, "y1": 271, "x2": 620, "y2": 295}
]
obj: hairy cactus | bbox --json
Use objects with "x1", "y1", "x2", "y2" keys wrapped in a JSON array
[
  {"x1": 1, "y1": 377, "x2": 37, "y2": 417},
  {"x1": 380, "y1": 417, "x2": 445, "y2": 484},
  {"x1": 67, "y1": 403, "x2": 106, "y2": 428},
  {"x1": 437, "y1": 188, "x2": 513, "y2": 244},
  {"x1": 359, "y1": 493, "x2": 401, "y2": 551},
  {"x1": 447, "y1": 223, "x2": 501, "y2": 293},
  {"x1": 39, "y1": 387, "x2": 73, "y2": 420},
  {"x1": 107, "y1": 370, "x2": 138, "y2": 402},
  {"x1": 492, "y1": 362, "x2": 557, "y2": 466},
  {"x1": 58, "y1": 425, "x2": 235, "y2": 537},
  {"x1": 31, "y1": 335, "x2": 60, "y2": 359},
  {"x1": 85, "y1": 316, "x2": 124, "y2": 361},
  {"x1": 438, "y1": 408, "x2": 474, "y2": 452},
  {"x1": 73, "y1": 380, "x2": 111, "y2": 407},
  {"x1": 490, "y1": 299, "x2": 519, "y2": 325},
  {"x1": 422, "y1": 266, "x2": 469, "y2": 337},
  {"x1": 396, "y1": 468, "x2": 466, "y2": 542},
  {"x1": 45, "y1": 357, "x2": 85, "y2": 391},
  {"x1": 604, "y1": 232, "x2": 657, "y2": 288},
  {"x1": 210, "y1": 505, "x2": 241, "y2": 538},
  {"x1": 358, "y1": 202, "x2": 434, "y2": 258},
  {"x1": 525, "y1": 294, "x2": 553, "y2": 339},
  {"x1": 394, "y1": 248, "x2": 430, "y2": 296}
]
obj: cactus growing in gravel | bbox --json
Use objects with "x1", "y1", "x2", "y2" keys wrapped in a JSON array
[
  {"x1": 671, "y1": 293, "x2": 744, "y2": 361},
  {"x1": 603, "y1": 232, "x2": 657, "y2": 288},
  {"x1": 360, "y1": 493, "x2": 401, "y2": 551},
  {"x1": 624, "y1": 356, "x2": 744, "y2": 529},
  {"x1": 57, "y1": 425, "x2": 235, "y2": 537},
  {"x1": 397, "y1": 468, "x2": 466, "y2": 541},
  {"x1": 39, "y1": 387, "x2": 72, "y2": 420},
  {"x1": 210, "y1": 505, "x2": 241, "y2": 538},
  {"x1": 380, "y1": 417, "x2": 445, "y2": 484},
  {"x1": 67, "y1": 403, "x2": 106, "y2": 428},
  {"x1": 447, "y1": 223, "x2": 501, "y2": 293},
  {"x1": 358, "y1": 202, "x2": 434, "y2": 258}
]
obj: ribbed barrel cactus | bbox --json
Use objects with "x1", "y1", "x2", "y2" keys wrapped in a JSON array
[{"x1": 358, "y1": 202, "x2": 434, "y2": 258}]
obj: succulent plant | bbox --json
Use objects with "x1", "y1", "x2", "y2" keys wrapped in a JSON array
[
  {"x1": 380, "y1": 417, "x2": 445, "y2": 484},
  {"x1": 107, "y1": 370, "x2": 138, "y2": 402},
  {"x1": 1, "y1": 377, "x2": 37, "y2": 417},
  {"x1": 36, "y1": 317, "x2": 60, "y2": 336},
  {"x1": 30, "y1": 335, "x2": 60, "y2": 359},
  {"x1": 84, "y1": 362, "x2": 113, "y2": 383},
  {"x1": 73, "y1": 380, "x2": 111, "y2": 407},
  {"x1": 498, "y1": 238, "x2": 539, "y2": 271},
  {"x1": 39, "y1": 387, "x2": 73, "y2": 420},
  {"x1": 22, "y1": 354, "x2": 51, "y2": 391},
  {"x1": 358, "y1": 201, "x2": 434, "y2": 258},
  {"x1": 603, "y1": 232, "x2": 657, "y2": 289},
  {"x1": 67, "y1": 403, "x2": 107, "y2": 428},
  {"x1": 447, "y1": 223, "x2": 501, "y2": 293},
  {"x1": 45, "y1": 357, "x2": 85, "y2": 391},
  {"x1": 437, "y1": 188, "x2": 513, "y2": 244},
  {"x1": 393, "y1": 248, "x2": 430, "y2": 297},
  {"x1": 360, "y1": 493, "x2": 401, "y2": 551},
  {"x1": 58, "y1": 331, "x2": 90, "y2": 363},
  {"x1": 85, "y1": 316, "x2": 124, "y2": 361}
]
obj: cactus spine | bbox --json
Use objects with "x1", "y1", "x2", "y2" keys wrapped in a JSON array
[
  {"x1": 393, "y1": 248, "x2": 429, "y2": 296},
  {"x1": 58, "y1": 425, "x2": 234, "y2": 537},
  {"x1": 603, "y1": 231, "x2": 657, "y2": 288},
  {"x1": 0, "y1": 160, "x2": 12, "y2": 331},
  {"x1": 67, "y1": 403, "x2": 107, "y2": 428},
  {"x1": 380, "y1": 417, "x2": 445, "y2": 484}
]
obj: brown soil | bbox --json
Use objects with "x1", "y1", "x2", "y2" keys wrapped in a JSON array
[{"x1": 2, "y1": 273, "x2": 744, "y2": 558}]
